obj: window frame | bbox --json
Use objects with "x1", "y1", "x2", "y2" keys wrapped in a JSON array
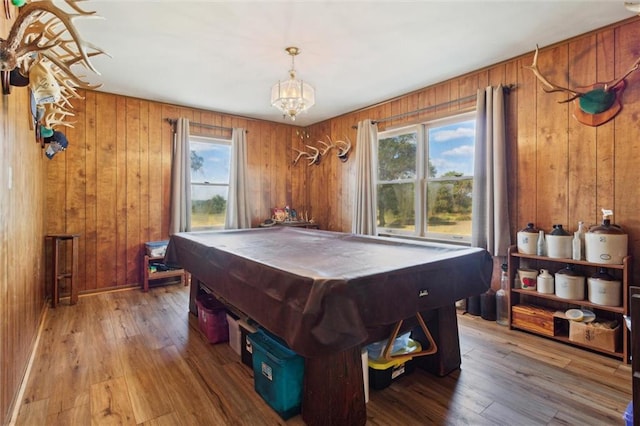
[
  {"x1": 189, "y1": 135, "x2": 232, "y2": 230},
  {"x1": 376, "y1": 110, "x2": 476, "y2": 244}
]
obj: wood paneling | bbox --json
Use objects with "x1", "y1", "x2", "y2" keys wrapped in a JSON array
[
  {"x1": 0, "y1": 9, "x2": 48, "y2": 423},
  {"x1": 2, "y1": 13, "x2": 634, "y2": 423},
  {"x1": 43, "y1": 92, "x2": 299, "y2": 292},
  {"x1": 305, "y1": 17, "x2": 640, "y2": 287}
]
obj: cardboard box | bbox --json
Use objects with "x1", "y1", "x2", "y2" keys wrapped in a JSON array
[
  {"x1": 569, "y1": 320, "x2": 620, "y2": 352},
  {"x1": 511, "y1": 304, "x2": 556, "y2": 337}
]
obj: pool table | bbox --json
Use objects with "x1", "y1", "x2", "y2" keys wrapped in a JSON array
[{"x1": 165, "y1": 227, "x2": 493, "y2": 425}]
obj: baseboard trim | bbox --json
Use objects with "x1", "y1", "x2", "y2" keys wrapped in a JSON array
[{"x1": 7, "y1": 302, "x2": 49, "y2": 426}]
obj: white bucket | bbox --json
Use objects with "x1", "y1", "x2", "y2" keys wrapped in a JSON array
[{"x1": 587, "y1": 277, "x2": 621, "y2": 306}]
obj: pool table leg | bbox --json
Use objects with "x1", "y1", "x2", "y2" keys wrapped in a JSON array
[
  {"x1": 414, "y1": 304, "x2": 462, "y2": 376},
  {"x1": 302, "y1": 346, "x2": 367, "y2": 426}
]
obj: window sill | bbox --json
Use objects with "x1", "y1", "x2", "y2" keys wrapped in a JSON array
[{"x1": 377, "y1": 232, "x2": 471, "y2": 247}]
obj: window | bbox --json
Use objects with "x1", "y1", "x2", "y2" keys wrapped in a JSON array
[
  {"x1": 377, "y1": 111, "x2": 475, "y2": 243},
  {"x1": 189, "y1": 135, "x2": 231, "y2": 229}
]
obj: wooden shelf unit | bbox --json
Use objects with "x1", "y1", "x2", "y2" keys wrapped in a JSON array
[
  {"x1": 143, "y1": 255, "x2": 188, "y2": 292},
  {"x1": 507, "y1": 245, "x2": 631, "y2": 363}
]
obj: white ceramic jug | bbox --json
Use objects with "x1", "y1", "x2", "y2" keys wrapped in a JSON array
[{"x1": 537, "y1": 269, "x2": 555, "y2": 294}]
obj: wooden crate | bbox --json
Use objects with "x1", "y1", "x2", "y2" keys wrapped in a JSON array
[{"x1": 511, "y1": 304, "x2": 556, "y2": 337}]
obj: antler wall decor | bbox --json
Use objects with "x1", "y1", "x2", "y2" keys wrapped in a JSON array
[
  {"x1": 292, "y1": 135, "x2": 352, "y2": 166},
  {"x1": 525, "y1": 44, "x2": 639, "y2": 127},
  {"x1": 0, "y1": 0, "x2": 107, "y2": 135}
]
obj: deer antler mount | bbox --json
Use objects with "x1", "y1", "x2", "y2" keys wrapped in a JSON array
[
  {"x1": 292, "y1": 136, "x2": 352, "y2": 166},
  {"x1": 525, "y1": 45, "x2": 636, "y2": 127},
  {"x1": 0, "y1": 0, "x2": 107, "y2": 134}
]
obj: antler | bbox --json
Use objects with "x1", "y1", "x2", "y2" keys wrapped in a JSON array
[
  {"x1": 42, "y1": 101, "x2": 75, "y2": 129},
  {"x1": 292, "y1": 147, "x2": 308, "y2": 165},
  {"x1": 305, "y1": 145, "x2": 321, "y2": 165},
  {"x1": 293, "y1": 136, "x2": 351, "y2": 165},
  {"x1": 524, "y1": 45, "x2": 584, "y2": 103},
  {"x1": 1, "y1": 0, "x2": 106, "y2": 77},
  {"x1": 317, "y1": 136, "x2": 335, "y2": 156},
  {"x1": 604, "y1": 56, "x2": 640, "y2": 91},
  {"x1": 335, "y1": 137, "x2": 352, "y2": 162},
  {"x1": 292, "y1": 145, "x2": 322, "y2": 165}
]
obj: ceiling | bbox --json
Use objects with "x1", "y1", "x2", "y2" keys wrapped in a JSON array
[{"x1": 71, "y1": 1, "x2": 635, "y2": 127}]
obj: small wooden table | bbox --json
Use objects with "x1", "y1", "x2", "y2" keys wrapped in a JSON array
[{"x1": 46, "y1": 233, "x2": 80, "y2": 308}]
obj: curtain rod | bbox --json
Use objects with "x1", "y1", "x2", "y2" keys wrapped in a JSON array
[
  {"x1": 352, "y1": 84, "x2": 515, "y2": 128},
  {"x1": 166, "y1": 118, "x2": 233, "y2": 132}
]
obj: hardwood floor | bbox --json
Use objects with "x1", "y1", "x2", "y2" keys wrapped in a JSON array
[{"x1": 14, "y1": 284, "x2": 631, "y2": 425}]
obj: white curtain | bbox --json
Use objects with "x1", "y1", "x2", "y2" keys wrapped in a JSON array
[
  {"x1": 169, "y1": 118, "x2": 191, "y2": 235},
  {"x1": 225, "y1": 128, "x2": 252, "y2": 229},
  {"x1": 471, "y1": 85, "x2": 511, "y2": 256},
  {"x1": 351, "y1": 119, "x2": 378, "y2": 235}
]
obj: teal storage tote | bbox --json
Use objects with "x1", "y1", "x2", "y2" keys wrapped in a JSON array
[{"x1": 247, "y1": 329, "x2": 304, "y2": 420}]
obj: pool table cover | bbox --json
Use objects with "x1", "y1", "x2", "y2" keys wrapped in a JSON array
[{"x1": 165, "y1": 226, "x2": 492, "y2": 358}]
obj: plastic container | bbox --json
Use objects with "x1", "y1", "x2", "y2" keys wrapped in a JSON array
[
  {"x1": 368, "y1": 339, "x2": 421, "y2": 390},
  {"x1": 248, "y1": 329, "x2": 305, "y2": 420},
  {"x1": 624, "y1": 401, "x2": 633, "y2": 426},
  {"x1": 587, "y1": 268, "x2": 621, "y2": 306},
  {"x1": 226, "y1": 312, "x2": 241, "y2": 355},
  {"x1": 555, "y1": 265, "x2": 585, "y2": 300},
  {"x1": 195, "y1": 294, "x2": 229, "y2": 344},
  {"x1": 239, "y1": 318, "x2": 258, "y2": 368},
  {"x1": 145, "y1": 240, "x2": 169, "y2": 257},
  {"x1": 366, "y1": 332, "x2": 411, "y2": 360},
  {"x1": 361, "y1": 348, "x2": 369, "y2": 403},
  {"x1": 517, "y1": 223, "x2": 539, "y2": 254}
]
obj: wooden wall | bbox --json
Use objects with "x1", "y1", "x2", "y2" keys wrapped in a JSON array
[
  {"x1": 44, "y1": 92, "x2": 301, "y2": 292},
  {"x1": 4, "y1": 10, "x2": 640, "y2": 425},
  {"x1": 304, "y1": 17, "x2": 640, "y2": 286},
  {"x1": 0, "y1": 16, "x2": 48, "y2": 424}
]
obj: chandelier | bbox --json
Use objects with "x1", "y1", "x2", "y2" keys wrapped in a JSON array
[{"x1": 270, "y1": 47, "x2": 315, "y2": 121}]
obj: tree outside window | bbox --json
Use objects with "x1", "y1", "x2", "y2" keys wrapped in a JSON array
[
  {"x1": 377, "y1": 112, "x2": 475, "y2": 242},
  {"x1": 189, "y1": 136, "x2": 231, "y2": 229}
]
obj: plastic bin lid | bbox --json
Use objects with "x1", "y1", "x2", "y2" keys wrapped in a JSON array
[
  {"x1": 367, "y1": 340, "x2": 422, "y2": 370},
  {"x1": 248, "y1": 329, "x2": 299, "y2": 362},
  {"x1": 196, "y1": 294, "x2": 226, "y2": 312},
  {"x1": 624, "y1": 401, "x2": 633, "y2": 421}
]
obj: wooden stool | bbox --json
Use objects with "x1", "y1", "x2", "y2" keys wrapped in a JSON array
[{"x1": 46, "y1": 233, "x2": 80, "y2": 308}]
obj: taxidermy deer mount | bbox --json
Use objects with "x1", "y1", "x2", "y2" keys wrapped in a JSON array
[
  {"x1": 525, "y1": 44, "x2": 639, "y2": 127},
  {"x1": 0, "y1": 0, "x2": 107, "y2": 131},
  {"x1": 292, "y1": 135, "x2": 352, "y2": 166}
]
